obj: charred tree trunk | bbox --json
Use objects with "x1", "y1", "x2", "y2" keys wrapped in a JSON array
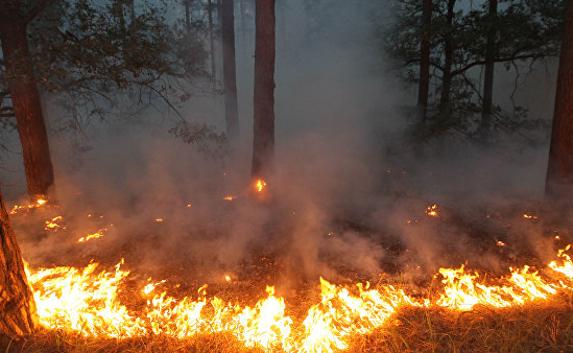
[
  {"x1": 0, "y1": 18, "x2": 55, "y2": 199},
  {"x1": 222, "y1": 0, "x2": 239, "y2": 141},
  {"x1": 481, "y1": 0, "x2": 498, "y2": 132},
  {"x1": 207, "y1": 0, "x2": 217, "y2": 82},
  {"x1": 251, "y1": 0, "x2": 275, "y2": 178},
  {"x1": 438, "y1": 0, "x2": 455, "y2": 118},
  {"x1": 0, "y1": 189, "x2": 36, "y2": 338},
  {"x1": 546, "y1": 0, "x2": 573, "y2": 197},
  {"x1": 417, "y1": 0, "x2": 432, "y2": 121}
]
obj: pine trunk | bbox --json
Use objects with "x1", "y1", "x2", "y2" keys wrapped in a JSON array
[
  {"x1": 251, "y1": 0, "x2": 275, "y2": 178},
  {"x1": 0, "y1": 19, "x2": 55, "y2": 199},
  {"x1": 481, "y1": 0, "x2": 498, "y2": 132},
  {"x1": 546, "y1": 0, "x2": 573, "y2": 197},
  {"x1": 417, "y1": 0, "x2": 432, "y2": 121},
  {"x1": 438, "y1": 0, "x2": 455, "y2": 118},
  {"x1": 0, "y1": 189, "x2": 36, "y2": 338},
  {"x1": 222, "y1": 0, "x2": 239, "y2": 141}
]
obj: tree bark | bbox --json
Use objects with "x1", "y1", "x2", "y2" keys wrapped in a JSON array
[
  {"x1": 222, "y1": 0, "x2": 239, "y2": 141},
  {"x1": 0, "y1": 189, "x2": 36, "y2": 338},
  {"x1": 438, "y1": 0, "x2": 455, "y2": 118},
  {"x1": 546, "y1": 0, "x2": 573, "y2": 197},
  {"x1": 481, "y1": 0, "x2": 498, "y2": 132},
  {"x1": 251, "y1": 0, "x2": 275, "y2": 178},
  {"x1": 0, "y1": 18, "x2": 55, "y2": 199},
  {"x1": 417, "y1": 0, "x2": 432, "y2": 121}
]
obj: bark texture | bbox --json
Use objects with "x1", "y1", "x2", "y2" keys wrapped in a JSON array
[
  {"x1": 222, "y1": 0, "x2": 239, "y2": 140},
  {"x1": 0, "y1": 16, "x2": 55, "y2": 199},
  {"x1": 251, "y1": 0, "x2": 275, "y2": 178},
  {"x1": 546, "y1": 0, "x2": 573, "y2": 196},
  {"x1": 0, "y1": 190, "x2": 36, "y2": 338}
]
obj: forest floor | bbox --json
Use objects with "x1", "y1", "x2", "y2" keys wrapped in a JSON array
[{"x1": 3, "y1": 196, "x2": 573, "y2": 352}]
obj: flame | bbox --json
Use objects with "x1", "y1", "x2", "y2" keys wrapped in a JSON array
[
  {"x1": 77, "y1": 228, "x2": 107, "y2": 243},
  {"x1": 10, "y1": 197, "x2": 49, "y2": 215},
  {"x1": 24, "y1": 245, "x2": 573, "y2": 353},
  {"x1": 254, "y1": 178, "x2": 267, "y2": 193},
  {"x1": 425, "y1": 204, "x2": 439, "y2": 217},
  {"x1": 44, "y1": 216, "x2": 65, "y2": 231}
]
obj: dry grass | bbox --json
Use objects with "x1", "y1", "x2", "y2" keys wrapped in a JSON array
[{"x1": 3, "y1": 302, "x2": 573, "y2": 353}]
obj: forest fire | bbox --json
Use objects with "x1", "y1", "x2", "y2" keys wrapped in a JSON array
[
  {"x1": 22, "y1": 245, "x2": 573, "y2": 353},
  {"x1": 254, "y1": 178, "x2": 267, "y2": 193}
]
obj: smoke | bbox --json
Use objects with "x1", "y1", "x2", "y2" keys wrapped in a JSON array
[{"x1": 2, "y1": 0, "x2": 564, "y2": 288}]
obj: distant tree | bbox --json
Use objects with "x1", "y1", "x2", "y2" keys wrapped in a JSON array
[
  {"x1": 0, "y1": 188, "x2": 36, "y2": 338},
  {"x1": 222, "y1": 0, "x2": 239, "y2": 141},
  {"x1": 418, "y1": 0, "x2": 432, "y2": 121},
  {"x1": 480, "y1": 0, "x2": 498, "y2": 133},
  {"x1": 251, "y1": 0, "x2": 275, "y2": 178},
  {"x1": 0, "y1": 0, "x2": 56, "y2": 200},
  {"x1": 546, "y1": 0, "x2": 573, "y2": 197},
  {"x1": 0, "y1": 0, "x2": 208, "y2": 197},
  {"x1": 384, "y1": 0, "x2": 565, "y2": 138}
]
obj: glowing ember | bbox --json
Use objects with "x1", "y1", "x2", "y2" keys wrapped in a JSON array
[
  {"x1": 425, "y1": 204, "x2": 439, "y2": 217},
  {"x1": 44, "y1": 216, "x2": 65, "y2": 231},
  {"x1": 10, "y1": 197, "x2": 49, "y2": 215},
  {"x1": 496, "y1": 240, "x2": 506, "y2": 247},
  {"x1": 523, "y1": 213, "x2": 539, "y2": 220},
  {"x1": 77, "y1": 228, "x2": 107, "y2": 243},
  {"x1": 254, "y1": 178, "x2": 267, "y2": 193},
  {"x1": 155, "y1": 218, "x2": 164, "y2": 223},
  {"x1": 223, "y1": 195, "x2": 236, "y2": 201}
]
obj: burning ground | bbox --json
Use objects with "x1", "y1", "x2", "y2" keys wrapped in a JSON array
[{"x1": 3, "y1": 190, "x2": 573, "y2": 353}]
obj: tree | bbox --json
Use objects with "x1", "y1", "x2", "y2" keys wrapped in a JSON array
[
  {"x1": 0, "y1": 188, "x2": 36, "y2": 338},
  {"x1": 417, "y1": 0, "x2": 432, "y2": 121},
  {"x1": 480, "y1": 0, "x2": 498, "y2": 133},
  {"x1": 546, "y1": 0, "x2": 573, "y2": 197},
  {"x1": 0, "y1": 0, "x2": 56, "y2": 200},
  {"x1": 438, "y1": 0, "x2": 455, "y2": 118},
  {"x1": 384, "y1": 0, "x2": 565, "y2": 138},
  {"x1": 222, "y1": 0, "x2": 239, "y2": 141},
  {"x1": 251, "y1": 0, "x2": 275, "y2": 178}
]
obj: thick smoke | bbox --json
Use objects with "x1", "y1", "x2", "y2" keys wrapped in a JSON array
[{"x1": 1, "y1": 0, "x2": 563, "y2": 288}]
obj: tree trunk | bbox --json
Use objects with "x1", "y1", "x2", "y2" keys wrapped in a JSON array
[
  {"x1": 207, "y1": 0, "x2": 217, "y2": 82},
  {"x1": 222, "y1": 0, "x2": 239, "y2": 141},
  {"x1": 0, "y1": 19, "x2": 55, "y2": 199},
  {"x1": 417, "y1": 0, "x2": 432, "y2": 121},
  {"x1": 438, "y1": 0, "x2": 455, "y2": 118},
  {"x1": 546, "y1": 0, "x2": 573, "y2": 197},
  {"x1": 251, "y1": 0, "x2": 275, "y2": 178},
  {"x1": 481, "y1": 0, "x2": 498, "y2": 132},
  {"x1": 0, "y1": 189, "x2": 36, "y2": 338},
  {"x1": 185, "y1": 0, "x2": 192, "y2": 32}
]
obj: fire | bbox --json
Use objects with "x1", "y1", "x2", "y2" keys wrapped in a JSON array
[
  {"x1": 254, "y1": 178, "x2": 267, "y2": 193},
  {"x1": 223, "y1": 195, "x2": 236, "y2": 201},
  {"x1": 523, "y1": 213, "x2": 539, "y2": 220},
  {"x1": 44, "y1": 215, "x2": 65, "y2": 231},
  {"x1": 23, "y1": 245, "x2": 573, "y2": 353},
  {"x1": 77, "y1": 228, "x2": 107, "y2": 243},
  {"x1": 425, "y1": 203, "x2": 439, "y2": 217},
  {"x1": 10, "y1": 197, "x2": 49, "y2": 215}
]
